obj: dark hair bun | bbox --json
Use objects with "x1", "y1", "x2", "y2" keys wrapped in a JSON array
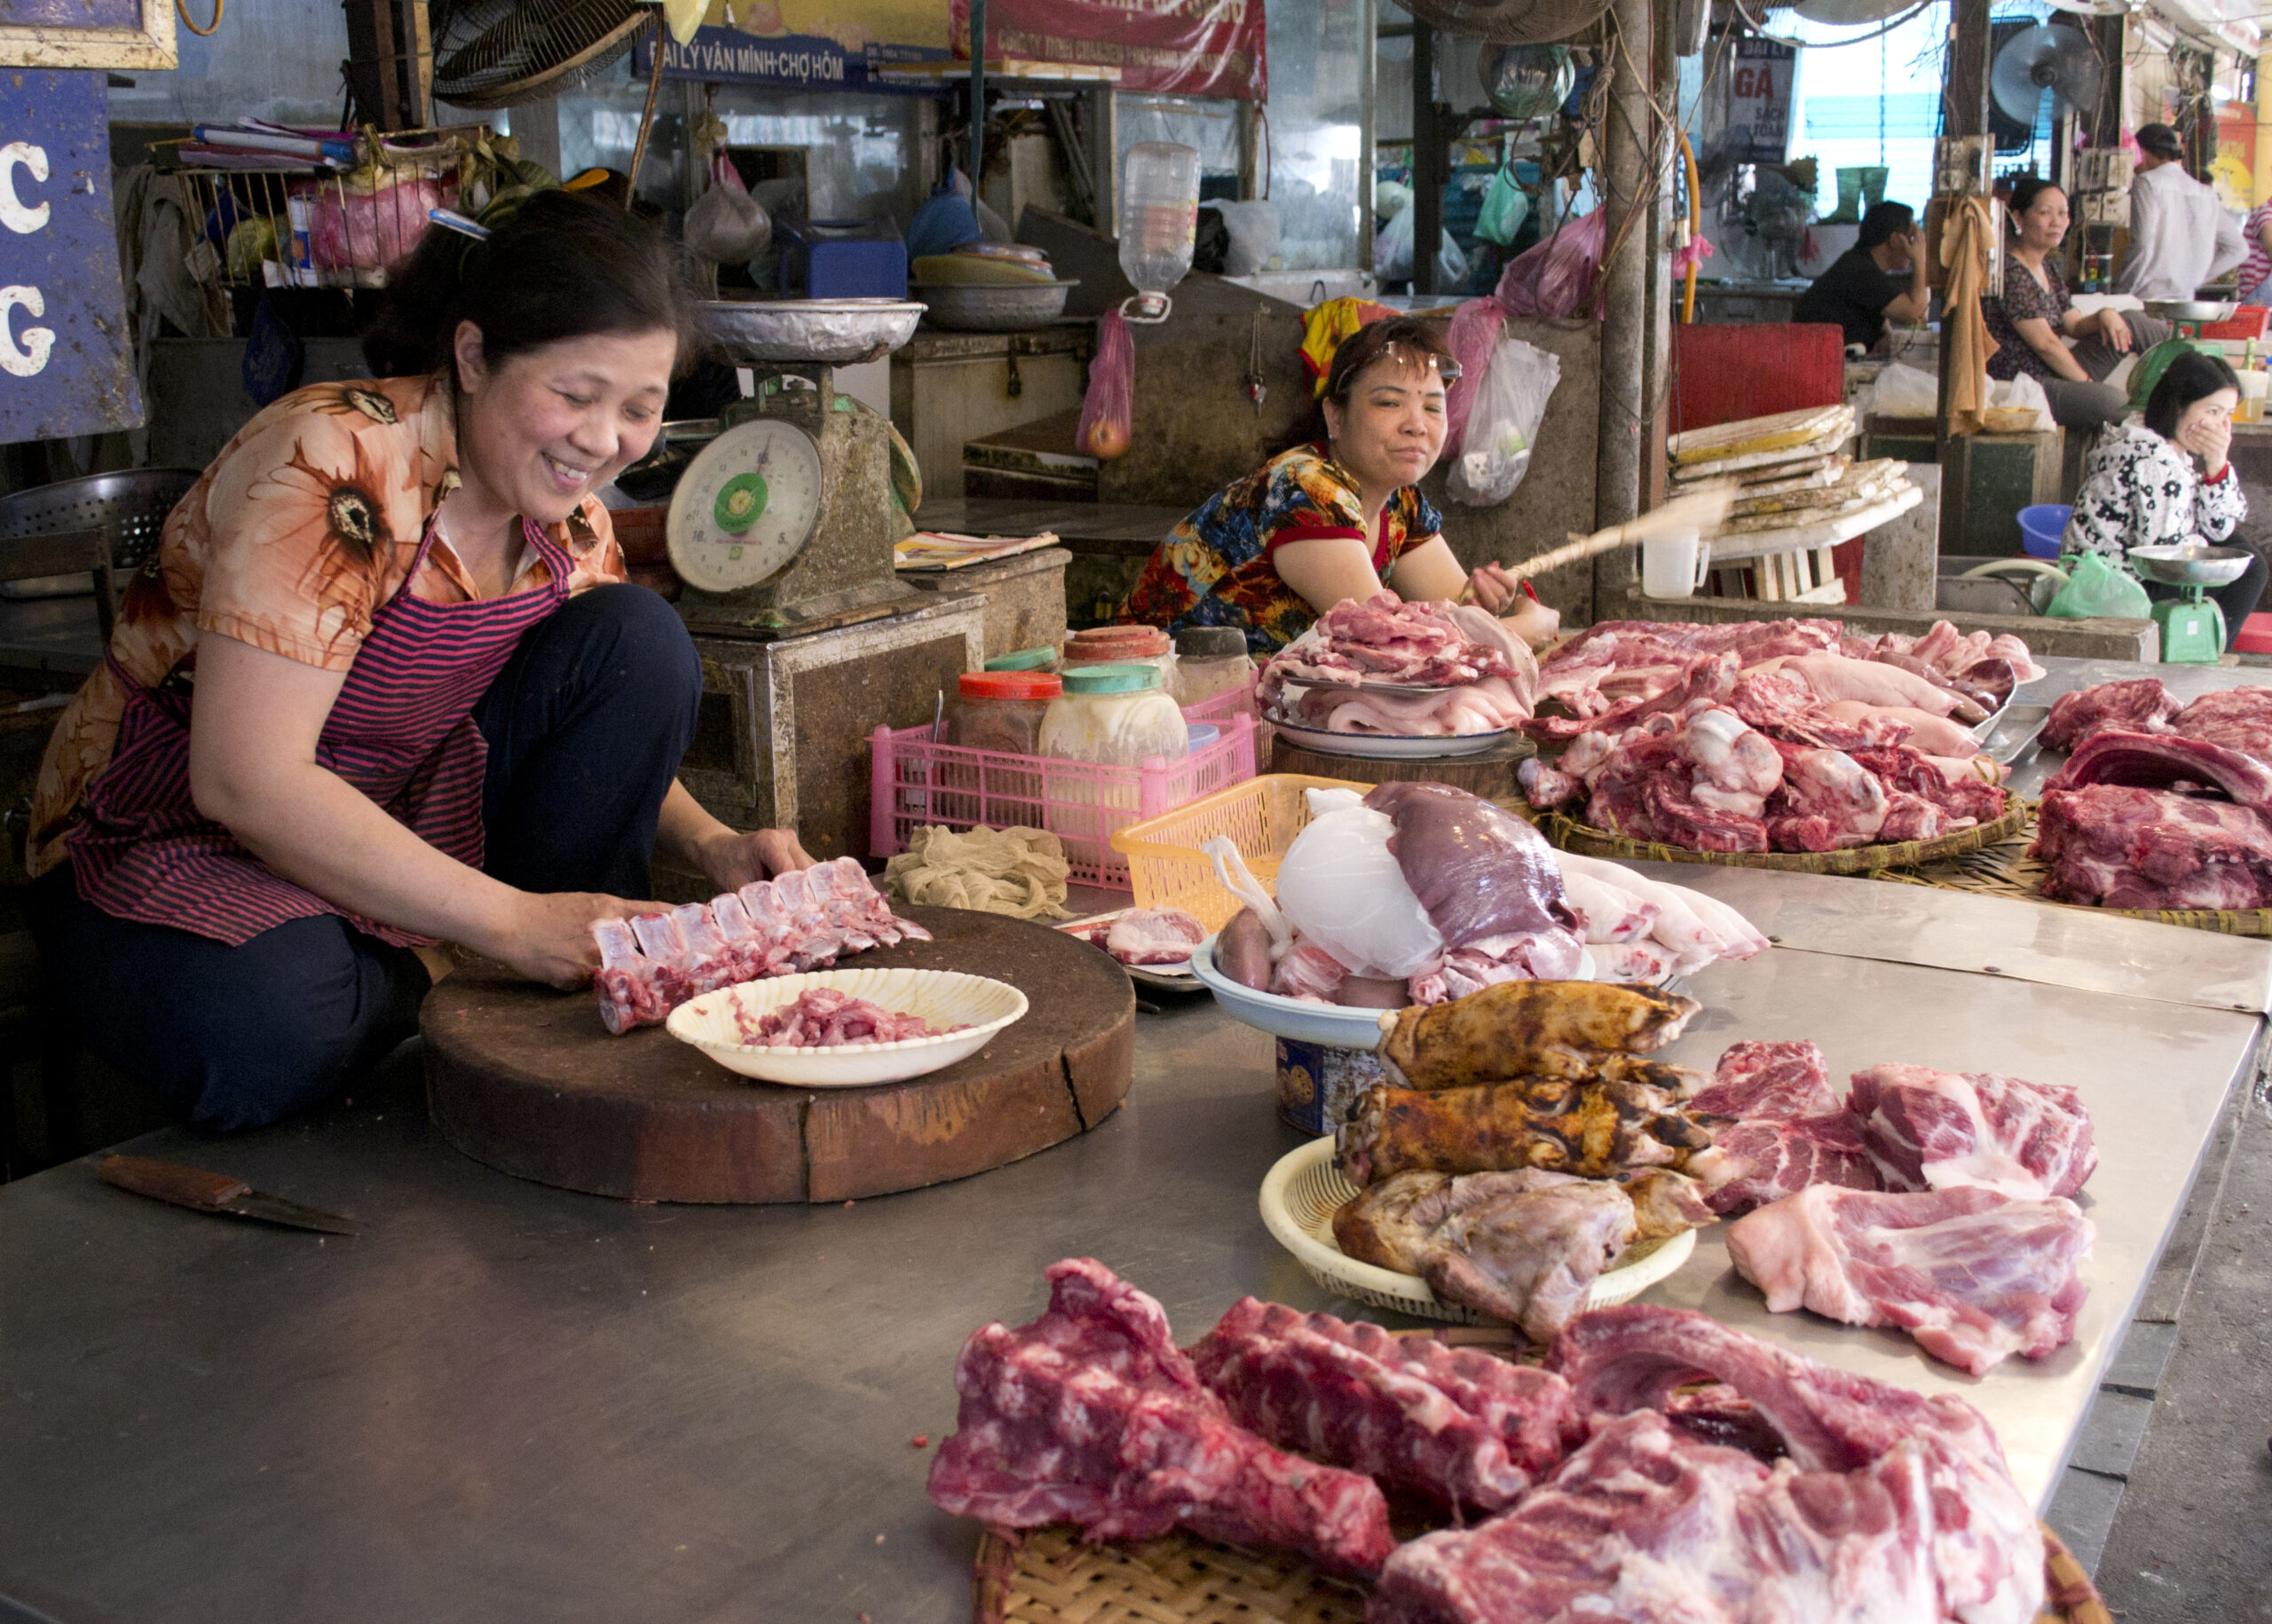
[{"x1": 361, "y1": 189, "x2": 697, "y2": 382}]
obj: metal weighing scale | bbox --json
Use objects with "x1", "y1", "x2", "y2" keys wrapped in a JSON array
[
  {"x1": 2131, "y1": 543, "x2": 2252, "y2": 664},
  {"x1": 669, "y1": 299, "x2": 927, "y2": 635},
  {"x1": 663, "y1": 300, "x2": 988, "y2": 855}
]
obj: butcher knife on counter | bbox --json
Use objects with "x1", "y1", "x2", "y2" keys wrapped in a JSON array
[{"x1": 97, "y1": 1155, "x2": 359, "y2": 1236}]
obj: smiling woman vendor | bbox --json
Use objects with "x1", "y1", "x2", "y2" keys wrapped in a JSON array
[
  {"x1": 1121, "y1": 318, "x2": 1557, "y2": 653},
  {"x1": 24, "y1": 191, "x2": 813, "y2": 1131}
]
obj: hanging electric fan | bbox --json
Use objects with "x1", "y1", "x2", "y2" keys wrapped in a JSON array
[
  {"x1": 1790, "y1": 0, "x2": 1919, "y2": 27},
  {"x1": 1990, "y1": 22, "x2": 2104, "y2": 128},
  {"x1": 430, "y1": 0, "x2": 658, "y2": 110},
  {"x1": 1401, "y1": 0, "x2": 1613, "y2": 47},
  {"x1": 1479, "y1": 44, "x2": 1576, "y2": 120}
]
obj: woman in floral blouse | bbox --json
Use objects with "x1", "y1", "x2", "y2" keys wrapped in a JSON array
[
  {"x1": 1984, "y1": 177, "x2": 2173, "y2": 430},
  {"x1": 2062, "y1": 350, "x2": 2263, "y2": 629},
  {"x1": 27, "y1": 191, "x2": 814, "y2": 1130},
  {"x1": 1120, "y1": 318, "x2": 1558, "y2": 655}
]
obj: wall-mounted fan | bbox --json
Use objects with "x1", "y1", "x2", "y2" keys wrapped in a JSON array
[
  {"x1": 430, "y1": 0, "x2": 656, "y2": 110},
  {"x1": 1991, "y1": 22, "x2": 2103, "y2": 129}
]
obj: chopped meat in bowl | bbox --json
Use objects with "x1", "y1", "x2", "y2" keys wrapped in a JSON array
[{"x1": 667, "y1": 967, "x2": 1028, "y2": 1087}]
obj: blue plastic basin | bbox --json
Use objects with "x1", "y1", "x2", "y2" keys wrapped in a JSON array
[{"x1": 2018, "y1": 503, "x2": 2071, "y2": 560}]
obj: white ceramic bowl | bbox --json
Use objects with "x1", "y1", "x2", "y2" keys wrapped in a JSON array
[{"x1": 667, "y1": 967, "x2": 1028, "y2": 1087}]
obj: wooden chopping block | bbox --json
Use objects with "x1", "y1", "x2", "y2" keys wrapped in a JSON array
[{"x1": 422, "y1": 904, "x2": 1134, "y2": 1204}]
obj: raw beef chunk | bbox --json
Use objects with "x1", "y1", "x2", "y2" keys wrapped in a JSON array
[
  {"x1": 2033, "y1": 784, "x2": 2272, "y2": 911},
  {"x1": 2042, "y1": 678, "x2": 2178, "y2": 751}
]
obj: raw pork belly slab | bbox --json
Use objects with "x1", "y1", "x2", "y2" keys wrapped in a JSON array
[
  {"x1": 1187, "y1": 1298, "x2": 1577, "y2": 1512},
  {"x1": 1371, "y1": 1305, "x2": 2044, "y2": 1624},
  {"x1": 1693, "y1": 1042, "x2": 1880, "y2": 1216},
  {"x1": 1848, "y1": 1063, "x2": 2097, "y2": 1200},
  {"x1": 1726, "y1": 1183, "x2": 2094, "y2": 1376},
  {"x1": 589, "y1": 857, "x2": 931, "y2": 1034},
  {"x1": 925, "y1": 1259, "x2": 1395, "y2": 1577},
  {"x1": 2042, "y1": 678, "x2": 2178, "y2": 751},
  {"x1": 2032, "y1": 784, "x2": 2272, "y2": 911},
  {"x1": 2042, "y1": 729, "x2": 2272, "y2": 810}
]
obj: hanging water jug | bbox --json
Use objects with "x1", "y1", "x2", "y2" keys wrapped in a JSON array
[{"x1": 1117, "y1": 142, "x2": 1200, "y2": 323}]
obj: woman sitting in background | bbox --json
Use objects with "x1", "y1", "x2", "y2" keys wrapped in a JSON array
[
  {"x1": 1119, "y1": 317, "x2": 1558, "y2": 656},
  {"x1": 2063, "y1": 350, "x2": 2265, "y2": 630},
  {"x1": 1983, "y1": 177, "x2": 2173, "y2": 431}
]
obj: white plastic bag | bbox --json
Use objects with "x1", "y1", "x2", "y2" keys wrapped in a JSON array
[
  {"x1": 1447, "y1": 335, "x2": 1560, "y2": 507},
  {"x1": 1373, "y1": 204, "x2": 1469, "y2": 288},
  {"x1": 1863, "y1": 362, "x2": 1937, "y2": 421},
  {"x1": 1274, "y1": 805, "x2": 1445, "y2": 979},
  {"x1": 684, "y1": 154, "x2": 769, "y2": 265},
  {"x1": 1988, "y1": 373, "x2": 2055, "y2": 432},
  {"x1": 1203, "y1": 200, "x2": 1282, "y2": 276}
]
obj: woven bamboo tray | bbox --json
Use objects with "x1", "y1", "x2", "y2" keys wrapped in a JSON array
[
  {"x1": 1543, "y1": 790, "x2": 2029, "y2": 876},
  {"x1": 1880, "y1": 801, "x2": 2272, "y2": 937},
  {"x1": 970, "y1": 1521, "x2": 2110, "y2": 1623}
]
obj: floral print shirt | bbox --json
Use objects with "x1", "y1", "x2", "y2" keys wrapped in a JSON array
[
  {"x1": 28, "y1": 374, "x2": 624, "y2": 877},
  {"x1": 2060, "y1": 422, "x2": 2245, "y2": 570},
  {"x1": 1983, "y1": 254, "x2": 2071, "y2": 382},
  {"x1": 1119, "y1": 442, "x2": 1443, "y2": 656}
]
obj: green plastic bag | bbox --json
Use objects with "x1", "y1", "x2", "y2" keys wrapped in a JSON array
[
  {"x1": 2046, "y1": 551, "x2": 2152, "y2": 620},
  {"x1": 1474, "y1": 166, "x2": 1530, "y2": 248}
]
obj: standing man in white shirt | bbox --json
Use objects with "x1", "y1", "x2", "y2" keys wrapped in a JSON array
[{"x1": 2116, "y1": 122, "x2": 2248, "y2": 301}]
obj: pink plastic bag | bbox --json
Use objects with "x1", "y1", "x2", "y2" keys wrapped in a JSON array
[
  {"x1": 1442, "y1": 296, "x2": 1505, "y2": 458},
  {"x1": 304, "y1": 175, "x2": 442, "y2": 272},
  {"x1": 1077, "y1": 310, "x2": 1134, "y2": 460},
  {"x1": 1494, "y1": 209, "x2": 1606, "y2": 319}
]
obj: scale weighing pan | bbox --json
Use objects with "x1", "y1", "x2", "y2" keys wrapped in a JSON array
[
  {"x1": 2128, "y1": 544, "x2": 2252, "y2": 587},
  {"x1": 699, "y1": 299, "x2": 926, "y2": 367}
]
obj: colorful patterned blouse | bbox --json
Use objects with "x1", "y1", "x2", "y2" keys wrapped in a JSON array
[
  {"x1": 1119, "y1": 442, "x2": 1443, "y2": 656},
  {"x1": 1984, "y1": 254, "x2": 2071, "y2": 382},
  {"x1": 28, "y1": 374, "x2": 625, "y2": 878},
  {"x1": 2061, "y1": 422, "x2": 2246, "y2": 568},
  {"x1": 2237, "y1": 201, "x2": 2272, "y2": 307}
]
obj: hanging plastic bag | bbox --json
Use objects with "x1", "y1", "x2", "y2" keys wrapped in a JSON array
[
  {"x1": 1077, "y1": 310, "x2": 1134, "y2": 460},
  {"x1": 1473, "y1": 166, "x2": 1530, "y2": 248},
  {"x1": 1447, "y1": 336, "x2": 1561, "y2": 507},
  {"x1": 1377, "y1": 207, "x2": 1468, "y2": 288},
  {"x1": 2046, "y1": 551, "x2": 2153, "y2": 620},
  {"x1": 1495, "y1": 209, "x2": 1606, "y2": 318},
  {"x1": 683, "y1": 153, "x2": 770, "y2": 265},
  {"x1": 1442, "y1": 296, "x2": 1505, "y2": 458}
]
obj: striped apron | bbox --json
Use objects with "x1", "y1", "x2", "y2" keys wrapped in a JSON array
[{"x1": 67, "y1": 515, "x2": 572, "y2": 947}]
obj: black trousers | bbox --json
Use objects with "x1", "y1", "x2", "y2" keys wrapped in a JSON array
[{"x1": 29, "y1": 584, "x2": 702, "y2": 1131}]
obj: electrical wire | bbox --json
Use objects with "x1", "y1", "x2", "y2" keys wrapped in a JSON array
[{"x1": 177, "y1": 0, "x2": 222, "y2": 35}]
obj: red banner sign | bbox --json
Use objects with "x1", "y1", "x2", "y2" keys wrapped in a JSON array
[{"x1": 952, "y1": 0, "x2": 1266, "y2": 101}]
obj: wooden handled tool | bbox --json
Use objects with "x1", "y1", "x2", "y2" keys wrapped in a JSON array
[
  {"x1": 99, "y1": 1155, "x2": 360, "y2": 1234},
  {"x1": 1458, "y1": 486, "x2": 1736, "y2": 603}
]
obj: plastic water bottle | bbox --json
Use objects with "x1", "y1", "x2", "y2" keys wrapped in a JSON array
[{"x1": 1117, "y1": 143, "x2": 1200, "y2": 322}]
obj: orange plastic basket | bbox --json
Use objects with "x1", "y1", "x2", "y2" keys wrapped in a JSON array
[{"x1": 1109, "y1": 772, "x2": 1369, "y2": 931}]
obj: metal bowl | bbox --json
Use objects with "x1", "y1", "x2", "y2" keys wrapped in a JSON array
[
  {"x1": 698, "y1": 299, "x2": 926, "y2": 366},
  {"x1": 2129, "y1": 543, "x2": 2253, "y2": 587},
  {"x1": 910, "y1": 280, "x2": 1081, "y2": 333},
  {"x1": 2143, "y1": 298, "x2": 2237, "y2": 324},
  {"x1": 0, "y1": 468, "x2": 201, "y2": 567}
]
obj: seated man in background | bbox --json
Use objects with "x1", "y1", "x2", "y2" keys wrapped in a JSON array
[{"x1": 1793, "y1": 201, "x2": 1929, "y2": 354}]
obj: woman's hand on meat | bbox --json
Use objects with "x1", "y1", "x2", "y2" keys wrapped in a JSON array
[
  {"x1": 695, "y1": 824, "x2": 817, "y2": 892},
  {"x1": 488, "y1": 891, "x2": 667, "y2": 989}
]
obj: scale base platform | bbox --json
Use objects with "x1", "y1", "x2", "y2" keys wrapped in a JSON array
[
  {"x1": 2153, "y1": 592, "x2": 2227, "y2": 664},
  {"x1": 676, "y1": 577, "x2": 927, "y2": 643}
]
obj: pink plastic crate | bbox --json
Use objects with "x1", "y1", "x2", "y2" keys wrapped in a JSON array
[{"x1": 868, "y1": 684, "x2": 1264, "y2": 889}]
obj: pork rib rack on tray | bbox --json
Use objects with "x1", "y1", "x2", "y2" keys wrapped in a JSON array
[{"x1": 929, "y1": 1260, "x2": 2051, "y2": 1624}]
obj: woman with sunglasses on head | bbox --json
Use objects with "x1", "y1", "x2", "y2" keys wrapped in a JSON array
[
  {"x1": 24, "y1": 190, "x2": 815, "y2": 1132},
  {"x1": 1120, "y1": 318, "x2": 1559, "y2": 655},
  {"x1": 2062, "y1": 350, "x2": 2265, "y2": 630}
]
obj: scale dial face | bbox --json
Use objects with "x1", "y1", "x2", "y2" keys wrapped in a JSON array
[{"x1": 665, "y1": 416, "x2": 827, "y2": 595}]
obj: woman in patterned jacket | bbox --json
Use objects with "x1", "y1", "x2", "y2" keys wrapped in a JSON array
[
  {"x1": 2061, "y1": 350, "x2": 2264, "y2": 629},
  {"x1": 26, "y1": 192, "x2": 815, "y2": 1130},
  {"x1": 1119, "y1": 318, "x2": 1560, "y2": 655}
]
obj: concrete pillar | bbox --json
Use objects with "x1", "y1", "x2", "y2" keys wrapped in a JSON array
[{"x1": 1593, "y1": 0, "x2": 1653, "y2": 566}]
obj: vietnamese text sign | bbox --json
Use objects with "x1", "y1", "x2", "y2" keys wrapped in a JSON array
[
  {"x1": 1727, "y1": 37, "x2": 1797, "y2": 166},
  {"x1": 952, "y1": 0, "x2": 1266, "y2": 101},
  {"x1": 0, "y1": 69, "x2": 139, "y2": 443},
  {"x1": 638, "y1": 0, "x2": 948, "y2": 90}
]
